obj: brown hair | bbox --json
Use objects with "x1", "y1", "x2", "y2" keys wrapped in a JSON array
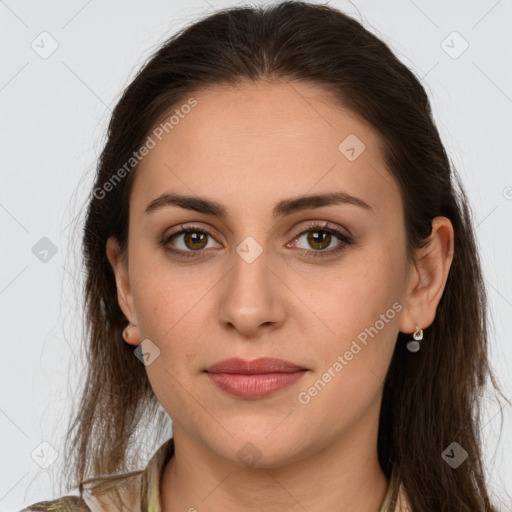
[{"x1": 61, "y1": 1, "x2": 508, "y2": 510}]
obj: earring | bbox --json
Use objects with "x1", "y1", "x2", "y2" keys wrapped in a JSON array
[
  {"x1": 406, "y1": 325, "x2": 423, "y2": 352},
  {"x1": 122, "y1": 323, "x2": 137, "y2": 342}
]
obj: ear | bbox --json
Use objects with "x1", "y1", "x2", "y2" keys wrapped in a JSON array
[
  {"x1": 106, "y1": 236, "x2": 140, "y2": 345},
  {"x1": 399, "y1": 216, "x2": 455, "y2": 335}
]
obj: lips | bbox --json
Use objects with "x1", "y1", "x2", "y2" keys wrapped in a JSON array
[
  {"x1": 204, "y1": 357, "x2": 308, "y2": 399},
  {"x1": 205, "y1": 357, "x2": 306, "y2": 374}
]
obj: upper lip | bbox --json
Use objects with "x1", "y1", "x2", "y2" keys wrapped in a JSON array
[{"x1": 205, "y1": 357, "x2": 307, "y2": 374}]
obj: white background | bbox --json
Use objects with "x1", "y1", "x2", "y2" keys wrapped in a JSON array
[{"x1": 1, "y1": 0, "x2": 511, "y2": 510}]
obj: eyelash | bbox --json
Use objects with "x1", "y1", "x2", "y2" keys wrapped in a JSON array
[{"x1": 160, "y1": 221, "x2": 353, "y2": 259}]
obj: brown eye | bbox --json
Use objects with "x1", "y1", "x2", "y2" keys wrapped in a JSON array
[
  {"x1": 304, "y1": 230, "x2": 332, "y2": 250},
  {"x1": 181, "y1": 230, "x2": 208, "y2": 250},
  {"x1": 291, "y1": 222, "x2": 353, "y2": 257},
  {"x1": 160, "y1": 225, "x2": 222, "y2": 258},
  {"x1": 166, "y1": 229, "x2": 213, "y2": 251},
  {"x1": 161, "y1": 222, "x2": 352, "y2": 260}
]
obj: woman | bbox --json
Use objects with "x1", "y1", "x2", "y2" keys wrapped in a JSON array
[{"x1": 23, "y1": 1, "x2": 506, "y2": 510}]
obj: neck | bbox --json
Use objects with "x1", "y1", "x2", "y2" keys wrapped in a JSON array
[{"x1": 160, "y1": 420, "x2": 389, "y2": 512}]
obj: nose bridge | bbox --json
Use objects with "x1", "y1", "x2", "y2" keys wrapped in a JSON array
[{"x1": 229, "y1": 236, "x2": 271, "y2": 307}]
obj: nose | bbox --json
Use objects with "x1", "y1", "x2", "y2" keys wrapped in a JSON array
[{"x1": 217, "y1": 244, "x2": 286, "y2": 337}]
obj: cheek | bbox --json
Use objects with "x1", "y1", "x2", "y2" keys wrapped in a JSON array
[
  {"x1": 298, "y1": 242, "x2": 405, "y2": 378},
  {"x1": 294, "y1": 271, "x2": 402, "y2": 429},
  {"x1": 306, "y1": 251, "x2": 402, "y2": 335},
  {"x1": 129, "y1": 253, "x2": 220, "y2": 390},
  {"x1": 130, "y1": 263, "x2": 209, "y2": 421},
  {"x1": 130, "y1": 244, "x2": 212, "y2": 338}
]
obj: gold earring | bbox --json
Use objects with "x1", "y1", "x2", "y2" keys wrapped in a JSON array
[
  {"x1": 122, "y1": 323, "x2": 137, "y2": 342},
  {"x1": 406, "y1": 325, "x2": 423, "y2": 352}
]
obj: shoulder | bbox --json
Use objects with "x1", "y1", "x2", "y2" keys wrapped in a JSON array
[{"x1": 19, "y1": 495, "x2": 91, "y2": 511}]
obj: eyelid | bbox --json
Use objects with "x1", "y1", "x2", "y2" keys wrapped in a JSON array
[{"x1": 289, "y1": 220, "x2": 352, "y2": 241}]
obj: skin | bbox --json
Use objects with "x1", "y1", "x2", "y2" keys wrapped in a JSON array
[{"x1": 106, "y1": 80, "x2": 454, "y2": 512}]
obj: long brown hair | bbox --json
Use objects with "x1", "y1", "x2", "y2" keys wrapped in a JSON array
[{"x1": 62, "y1": 1, "x2": 507, "y2": 510}]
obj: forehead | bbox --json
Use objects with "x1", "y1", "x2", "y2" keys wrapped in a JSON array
[{"x1": 131, "y1": 80, "x2": 401, "y2": 219}]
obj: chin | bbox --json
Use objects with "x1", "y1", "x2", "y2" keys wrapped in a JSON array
[{"x1": 211, "y1": 430, "x2": 304, "y2": 469}]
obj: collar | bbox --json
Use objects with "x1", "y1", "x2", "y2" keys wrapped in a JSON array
[
  {"x1": 82, "y1": 437, "x2": 174, "y2": 512},
  {"x1": 379, "y1": 466, "x2": 412, "y2": 511}
]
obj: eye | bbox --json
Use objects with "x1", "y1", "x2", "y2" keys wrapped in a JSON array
[
  {"x1": 160, "y1": 224, "x2": 221, "y2": 258},
  {"x1": 287, "y1": 221, "x2": 353, "y2": 258},
  {"x1": 160, "y1": 221, "x2": 353, "y2": 259}
]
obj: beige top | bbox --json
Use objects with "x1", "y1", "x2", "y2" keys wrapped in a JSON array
[{"x1": 23, "y1": 437, "x2": 412, "y2": 511}]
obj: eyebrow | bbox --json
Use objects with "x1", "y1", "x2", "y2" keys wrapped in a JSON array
[{"x1": 145, "y1": 191, "x2": 372, "y2": 218}]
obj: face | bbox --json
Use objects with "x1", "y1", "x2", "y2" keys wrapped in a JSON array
[{"x1": 108, "y1": 80, "x2": 416, "y2": 467}]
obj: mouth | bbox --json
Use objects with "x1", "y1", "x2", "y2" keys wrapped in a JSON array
[
  {"x1": 204, "y1": 357, "x2": 308, "y2": 399},
  {"x1": 205, "y1": 356, "x2": 308, "y2": 374}
]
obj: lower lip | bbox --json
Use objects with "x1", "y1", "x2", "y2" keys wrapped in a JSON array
[{"x1": 205, "y1": 371, "x2": 307, "y2": 399}]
